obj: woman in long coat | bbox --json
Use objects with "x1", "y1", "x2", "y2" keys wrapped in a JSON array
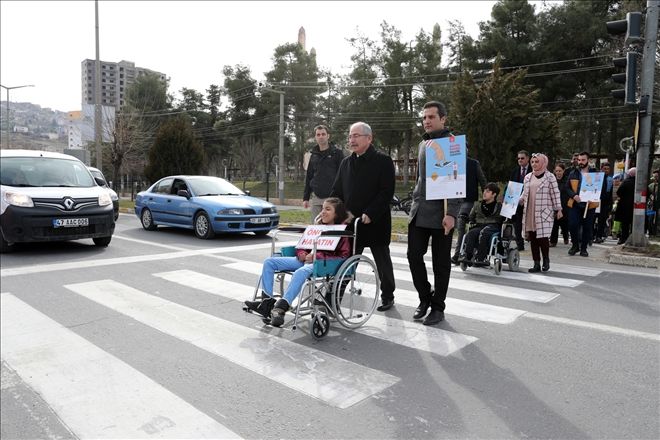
[{"x1": 520, "y1": 153, "x2": 563, "y2": 272}]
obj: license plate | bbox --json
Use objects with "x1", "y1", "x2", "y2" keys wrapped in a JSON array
[
  {"x1": 250, "y1": 217, "x2": 270, "y2": 224},
  {"x1": 53, "y1": 218, "x2": 89, "y2": 228}
]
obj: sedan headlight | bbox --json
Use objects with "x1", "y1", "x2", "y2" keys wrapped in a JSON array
[
  {"x1": 3, "y1": 191, "x2": 34, "y2": 208},
  {"x1": 271, "y1": 206, "x2": 278, "y2": 213},
  {"x1": 219, "y1": 208, "x2": 243, "y2": 215},
  {"x1": 98, "y1": 192, "x2": 112, "y2": 206}
]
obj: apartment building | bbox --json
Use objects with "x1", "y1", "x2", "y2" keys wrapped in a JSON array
[{"x1": 81, "y1": 59, "x2": 167, "y2": 109}]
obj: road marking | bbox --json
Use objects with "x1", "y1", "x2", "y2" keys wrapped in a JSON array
[
  {"x1": 524, "y1": 312, "x2": 660, "y2": 342},
  {"x1": 0, "y1": 240, "x2": 298, "y2": 278},
  {"x1": 385, "y1": 248, "x2": 606, "y2": 277},
  {"x1": 217, "y1": 263, "x2": 526, "y2": 324},
  {"x1": 0, "y1": 294, "x2": 241, "y2": 439},
  {"x1": 154, "y1": 270, "x2": 478, "y2": 354},
  {"x1": 387, "y1": 255, "x2": 583, "y2": 287},
  {"x1": 64, "y1": 280, "x2": 399, "y2": 409}
]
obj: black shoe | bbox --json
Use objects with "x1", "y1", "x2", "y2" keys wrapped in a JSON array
[
  {"x1": 450, "y1": 254, "x2": 460, "y2": 265},
  {"x1": 244, "y1": 297, "x2": 276, "y2": 318},
  {"x1": 549, "y1": 242, "x2": 557, "y2": 247},
  {"x1": 518, "y1": 244, "x2": 525, "y2": 251},
  {"x1": 568, "y1": 246, "x2": 578, "y2": 256},
  {"x1": 580, "y1": 250, "x2": 589, "y2": 257},
  {"x1": 413, "y1": 302, "x2": 430, "y2": 320},
  {"x1": 528, "y1": 262, "x2": 541, "y2": 273},
  {"x1": 564, "y1": 238, "x2": 569, "y2": 244},
  {"x1": 270, "y1": 299, "x2": 290, "y2": 327},
  {"x1": 542, "y1": 259, "x2": 550, "y2": 272},
  {"x1": 423, "y1": 309, "x2": 444, "y2": 326},
  {"x1": 377, "y1": 298, "x2": 394, "y2": 312},
  {"x1": 593, "y1": 238, "x2": 604, "y2": 244}
]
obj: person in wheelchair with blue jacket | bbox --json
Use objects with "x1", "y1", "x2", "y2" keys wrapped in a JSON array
[
  {"x1": 460, "y1": 182, "x2": 503, "y2": 267},
  {"x1": 244, "y1": 197, "x2": 351, "y2": 327}
]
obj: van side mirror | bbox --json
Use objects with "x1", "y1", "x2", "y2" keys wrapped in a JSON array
[
  {"x1": 94, "y1": 177, "x2": 107, "y2": 187},
  {"x1": 177, "y1": 189, "x2": 190, "y2": 199},
  {"x1": 244, "y1": 190, "x2": 251, "y2": 196}
]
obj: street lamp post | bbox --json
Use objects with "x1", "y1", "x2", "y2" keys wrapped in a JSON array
[
  {"x1": 0, "y1": 84, "x2": 35, "y2": 148},
  {"x1": 258, "y1": 84, "x2": 285, "y2": 205}
]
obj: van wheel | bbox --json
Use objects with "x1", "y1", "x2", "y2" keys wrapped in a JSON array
[
  {"x1": 93, "y1": 236, "x2": 112, "y2": 247},
  {"x1": 0, "y1": 231, "x2": 15, "y2": 253}
]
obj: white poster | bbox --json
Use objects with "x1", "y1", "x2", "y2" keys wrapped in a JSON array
[
  {"x1": 579, "y1": 172, "x2": 604, "y2": 203},
  {"x1": 296, "y1": 224, "x2": 348, "y2": 251},
  {"x1": 425, "y1": 135, "x2": 467, "y2": 200},
  {"x1": 500, "y1": 181, "x2": 524, "y2": 219}
]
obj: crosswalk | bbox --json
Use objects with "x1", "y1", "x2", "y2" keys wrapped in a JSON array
[{"x1": 0, "y1": 237, "x2": 627, "y2": 439}]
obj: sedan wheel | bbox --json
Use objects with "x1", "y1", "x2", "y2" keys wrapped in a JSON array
[
  {"x1": 194, "y1": 212, "x2": 215, "y2": 239},
  {"x1": 141, "y1": 208, "x2": 157, "y2": 231}
]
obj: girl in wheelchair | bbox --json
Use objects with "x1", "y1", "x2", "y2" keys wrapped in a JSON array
[
  {"x1": 460, "y1": 182, "x2": 503, "y2": 266},
  {"x1": 244, "y1": 197, "x2": 351, "y2": 327}
]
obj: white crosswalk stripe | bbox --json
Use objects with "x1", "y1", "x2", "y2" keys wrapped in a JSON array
[
  {"x1": 63, "y1": 280, "x2": 399, "y2": 409},
  {"x1": 154, "y1": 269, "x2": 478, "y2": 354},
  {"x1": 222, "y1": 258, "x2": 560, "y2": 303},
  {"x1": 1, "y1": 294, "x2": 242, "y2": 439},
  {"x1": 219, "y1": 262, "x2": 526, "y2": 324}
]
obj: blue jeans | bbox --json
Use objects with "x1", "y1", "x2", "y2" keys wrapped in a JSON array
[{"x1": 261, "y1": 257, "x2": 314, "y2": 305}]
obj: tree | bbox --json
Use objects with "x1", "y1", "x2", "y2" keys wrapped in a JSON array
[
  {"x1": 451, "y1": 57, "x2": 559, "y2": 181},
  {"x1": 144, "y1": 116, "x2": 205, "y2": 182}
]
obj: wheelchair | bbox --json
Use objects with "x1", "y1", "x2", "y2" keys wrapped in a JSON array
[
  {"x1": 457, "y1": 222, "x2": 520, "y2": 275},
  {"x1": 244, "y1": 218, "x2": 380, "y2": 340}
]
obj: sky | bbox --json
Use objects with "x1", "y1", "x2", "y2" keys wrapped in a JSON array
[{"x1": 1, "y1": 0, "x2": 506, "y2": 113}]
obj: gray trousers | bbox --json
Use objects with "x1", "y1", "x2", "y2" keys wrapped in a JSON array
[
  {"x1": 453, "y1": 201, "x2": 475, "y2": 256},
  {"x1": 309, "y1": 193, "x2": 325, "y2": 223}
]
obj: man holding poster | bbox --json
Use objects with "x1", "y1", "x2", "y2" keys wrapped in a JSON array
[
  {"x1": 407, "y1": 101, "x2": 463, "y2": 326},
  {"x1": 565, "y1": 151, "x2": 599, "y2": 257}
]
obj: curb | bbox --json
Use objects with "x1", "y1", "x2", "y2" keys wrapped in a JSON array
[{"x1": 607, "y1": 247, "x2": 660, "y2": 269}]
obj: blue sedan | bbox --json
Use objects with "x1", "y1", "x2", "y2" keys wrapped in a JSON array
[{"x1": 134, "y1": 175, "x2": 279, "y2": 239}]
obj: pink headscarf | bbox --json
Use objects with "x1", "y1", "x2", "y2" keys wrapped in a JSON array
[{"x1": 533, "y1": 153, "x2": 549, "y2": 176}]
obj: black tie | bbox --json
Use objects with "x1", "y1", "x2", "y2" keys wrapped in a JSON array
[{"x1": 520, "y1": 167, "x2": 525, "y2": 182}]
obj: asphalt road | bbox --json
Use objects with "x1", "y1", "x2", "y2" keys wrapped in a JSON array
[{"x1": 1, "y1": 213, "x2": 659, "y2": 439}]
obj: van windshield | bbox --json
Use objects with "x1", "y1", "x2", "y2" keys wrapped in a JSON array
[{"x1": 0, "y1": 157, "x2": 95, "y2": 187}]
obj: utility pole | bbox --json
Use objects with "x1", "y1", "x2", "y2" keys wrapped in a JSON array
[
  {"x1": 257, "y1": 83, "x2": 286, "y2": 205},
  {"x1": 0, "y1": 84, "x2": 34, "y2": 148},
  {"x1": 94, "y1": 0, "x2": 102, "y2": 169},
  {"x1": 630, "y1": 0, "x2": 658, "y2": 247}
]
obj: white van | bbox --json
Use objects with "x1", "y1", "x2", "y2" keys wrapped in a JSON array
[{"x1": 0, "y1": 149, "x2": 115, "y2": 252}]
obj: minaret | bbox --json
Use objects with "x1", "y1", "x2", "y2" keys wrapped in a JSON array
[{"x1": 298, "y1": 26, "x2": 306, "y2": 51}]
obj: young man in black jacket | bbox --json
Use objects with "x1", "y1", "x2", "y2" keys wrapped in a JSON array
[
  {"x1": 303, "y1": 125, "x2": 345, "y2": 222},
  {"x1": 331, "y1": 122, "x2": 396, "y2": 311},
  {"x1": 406, "y1": 101, "x2": 462, "y2": 326}
]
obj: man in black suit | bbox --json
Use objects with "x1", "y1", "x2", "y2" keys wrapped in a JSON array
[{"x1": 510, "y1": 150, "x2": 531, "y2": 251}]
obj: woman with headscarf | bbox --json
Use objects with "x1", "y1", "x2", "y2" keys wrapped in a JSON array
[{"x1": 519, "y1": 153, "x2": 563, "y2": 272}]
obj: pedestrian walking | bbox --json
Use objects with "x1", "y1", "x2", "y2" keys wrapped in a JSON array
[
  {"x1": 303, "y1": 125, "x2": 345, "y2": 222},
  {"x1": 510, "y1": 150, "x2": 531, "y2": 251},
  {"x1": 549, "y1": 162, "x2": 569, "y2": 246},
  {"x1": 519, "y1": 153, "x2": 563, "y2": 272},
  {"x1": 615, "y1": 167, "x2": 636, "y2": 244},
  {"x1": 406, "y1": 101, "x2": 462, "y2": 326},
  {"x1": 565, "y1": 151, "x2": 598, "y2": 257},
  {"x1": 331, "y1": 122, "x2": 396, "y2": 312}
]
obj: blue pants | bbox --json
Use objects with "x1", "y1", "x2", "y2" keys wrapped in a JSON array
[
  {"x1": 261, "y1": 257, "x2": 314, "y2": 305},
  {"x1": 568, "y1": 207, "x2": 595, "y2": 252}
]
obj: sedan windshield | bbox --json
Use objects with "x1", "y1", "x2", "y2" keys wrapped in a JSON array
[
  {"x1": 187, "y1": 177, "x2": 245, "y2": 196},
  {"x1": 1, "y1": 157, "x2": 95, "y2": 187}
]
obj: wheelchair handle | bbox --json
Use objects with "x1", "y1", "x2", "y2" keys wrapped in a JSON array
[
  {"x1": 320, "y1": 230, "x2": 353, "y2": 237},
  {"x1": 278, "y1": 226, "x2": 307, "y2": 233}
]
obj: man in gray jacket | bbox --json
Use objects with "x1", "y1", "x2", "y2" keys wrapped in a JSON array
[{"x1": 407, "y1": 101, "x2": 463, "y2": 325}]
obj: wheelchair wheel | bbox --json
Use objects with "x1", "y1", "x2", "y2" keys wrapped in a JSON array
[
  {"x1": 493, "y1": 258, "x2": 502, "y2": 275},
  {"x1": 311, "y1": 313, "x2": 330, "y2": 339},
  {"x1": 332, "y1": 254, "x2": 379, "y2": 329},
  {"x1": 507, "y1": 249, "x2": 520, "y2": 271}
]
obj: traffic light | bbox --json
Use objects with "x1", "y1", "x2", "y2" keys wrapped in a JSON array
[
  {"x1": 606, "y1": 12, "x2": 642, "y2": 44},
  {"x1": 611, "y1": 52, "x2": 637, "y2": 105},
  {"x1": 606, "y1": 11, "x2": 642, "y2": 105}
]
